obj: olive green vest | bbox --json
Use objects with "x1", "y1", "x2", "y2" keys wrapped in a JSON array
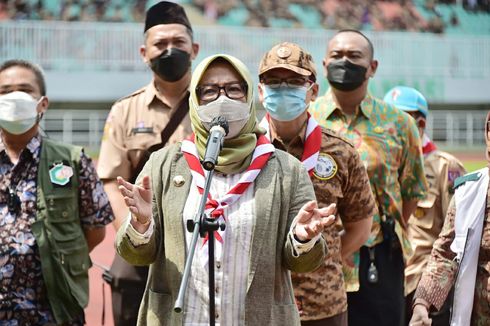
[{"x1": 32, "y1": 138, "x2": 91, "y2": 324}]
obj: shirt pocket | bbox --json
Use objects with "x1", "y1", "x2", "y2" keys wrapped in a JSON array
[
  {"x1": 411, "y1": 190, "x2": 438, "y2": 229},
  {"x1": 361, "y1": 132, "x2": 393, "y2": 178},
  {"x1": 46, "y1": 192, "x2": 84, "y2": 244},
  {"x1": 365, "y1": 131, "x2": 402, "y2": 168}
]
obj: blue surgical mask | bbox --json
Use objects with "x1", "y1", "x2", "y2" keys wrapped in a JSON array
[{"x1": 261, "y1": 85, "x2": 309, "y2": 122}]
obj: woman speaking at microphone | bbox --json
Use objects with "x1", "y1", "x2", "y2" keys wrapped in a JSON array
[{"x1": 115, "y1": 54, "x2": 336, "y2": 326}]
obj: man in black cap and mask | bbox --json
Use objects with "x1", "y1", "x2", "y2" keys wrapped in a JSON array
[
  {"x1": 97, "y1": 2, "x2": 199, "y2": 325},
  {"x1": 310, "y1": 29, "x2": 427, "y2": 326}
]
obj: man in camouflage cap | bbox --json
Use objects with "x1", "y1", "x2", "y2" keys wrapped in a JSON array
[{"x1": 257, "y1": 41, "x2": 376, "y2": 326}]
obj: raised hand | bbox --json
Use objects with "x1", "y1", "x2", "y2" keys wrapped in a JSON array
[
  {"x1": 294, "y1": 201, "x2": 336, "y2": 242},
  {"x1": 117, "y1": 175, "x2": 152, "y2": 228}
]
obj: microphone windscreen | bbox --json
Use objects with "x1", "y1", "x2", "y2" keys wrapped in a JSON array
[{"x1": 210, "y1": 116, "x2": 229, "y2": 136}]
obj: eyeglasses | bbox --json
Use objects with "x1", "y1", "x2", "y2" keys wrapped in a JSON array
[
  {"x1": 261, "y1": 77, "x2": 311, "y2": 89},
  {"x1": 8, "y1": 187, "x2": 20, "y2": 214},
  {"x1": 196, "y1": 82, "x2": 247, "y2": 102}
]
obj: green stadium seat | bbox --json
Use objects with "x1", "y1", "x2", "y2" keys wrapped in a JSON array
[
  {"x1": 288, "y1": 4, "x2": 321, "y2": 29},
  {"x1": 268, "y1": 18, "x2": 294, "y2": 28},
  {"x1": 217, "y1": 7, "x2": 249, "y2": 26}
]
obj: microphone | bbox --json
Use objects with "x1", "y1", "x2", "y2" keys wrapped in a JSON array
[{"x1": 202, "y1": 116, "x2": 229, "y2": 171}]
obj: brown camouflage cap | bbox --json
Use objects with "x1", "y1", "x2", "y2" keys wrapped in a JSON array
[{"x1": 259, "y1": 42, "x2": 317, "y2": 79}]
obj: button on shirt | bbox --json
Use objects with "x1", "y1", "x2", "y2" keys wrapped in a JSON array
[
  {"x1": 270, "y1": 124, "x2": 376, "y2": 319},
  {"x1": 0, "y1": 134, "x2": 114, "y2": 324},
  {"x1": 124, "y1": 170, "x2": 318, "y2": 325},
  {"x1": 310, "y1": 91, "x2": 427, "y2": 291},
  {"x1": 98, "y1": 82, "x2": 192, "y2": 180}
]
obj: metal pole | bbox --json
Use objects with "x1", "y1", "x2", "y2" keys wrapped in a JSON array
[
  {"x1": 174, "y1": 170, "x2": 222, "y2": 326},
  {"x1": 208, "y1": 228, "x2": 216, "y2": 326}
]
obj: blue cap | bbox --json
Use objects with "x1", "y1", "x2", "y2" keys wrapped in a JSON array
[{"x1": 383, "y1": 86, "x2": 429, "y2": 118}]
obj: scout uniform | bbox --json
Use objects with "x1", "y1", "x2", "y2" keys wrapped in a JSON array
[
  {"x1": 405, "y1": 148, "x2": 466, "y2": 295},
  {"x1": 382, "y1": 85, "x2": 467, "y2": 297},
  {"x1": 269, "y1": 126, "x2": 376, "y2": 321},
  {"x1": 98, "y1": 2, "x2": 197, "y2": 324},
  {"x1": 258, "y1": 42, "x2": 376, "y2": 324},
  {"x1": 98, "y1": 82, "x2": 192, "y2": 180}
]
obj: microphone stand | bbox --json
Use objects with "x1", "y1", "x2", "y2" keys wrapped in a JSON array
[{"x1": 174, "y1": 168, "x2": 225, "y2": 326}]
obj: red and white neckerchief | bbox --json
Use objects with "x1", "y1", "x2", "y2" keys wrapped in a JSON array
[
  {"x1": 181, "y1": 133, "x2": 275, "y2": 264},
  {"x1": 259, "y1": 112, "x2": 322, "y2": 176},
  {"x1": 422, "y1": 133, "x2": 437, "y2": 156}
]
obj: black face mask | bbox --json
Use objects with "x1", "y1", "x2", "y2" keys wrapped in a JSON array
[
  {"x1": 326, "y1": 59, "x2": 368, "y2": 92},
  {"x1": 150, "y1": 48, "x2": 191, "y2": 82}
]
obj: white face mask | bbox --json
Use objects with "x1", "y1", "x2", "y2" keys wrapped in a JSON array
[
  {"x1": 0, "y1": 91, "x2": 41, "y2": 135},
  {"x1": 197, "y1": 96, "x2": 250, "y2": 139}
]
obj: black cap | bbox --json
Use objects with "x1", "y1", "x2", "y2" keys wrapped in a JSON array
[{"x1": 144, "y1": 1, "x2": 192, "y2": 33}]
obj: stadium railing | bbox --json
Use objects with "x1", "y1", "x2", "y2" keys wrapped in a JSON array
[
  {"x1": 1, "y1": 21, "x2": 489, "y2": 80},
  {"x1": 40, "y1": 108, "x2": 487, "y2": 154}
]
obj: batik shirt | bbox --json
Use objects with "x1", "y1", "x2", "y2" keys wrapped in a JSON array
[
  {"x1": 310, "y1": 91, "x2": 427, "y2": 291},
  {"x1": 0, "y1": 134, "x2": 114, "y2": 324},
  {"x1": 415, "y1": 177, "x2": 490, "y2": 326}
]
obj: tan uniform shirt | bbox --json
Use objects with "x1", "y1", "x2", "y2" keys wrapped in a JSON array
[
  {"x1": 271, "y1": 126, "x2": 376, "y2": 320},
  {"x1": 98, "y1": 82, "x2": 192, "y2": 180},
  {"x1": 405, "y1": 150, "x2": 466, "y2": 295}
]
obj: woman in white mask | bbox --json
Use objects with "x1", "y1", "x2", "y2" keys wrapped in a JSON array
[{"x1": 115, "y1": 54, "x2": 337, "y2": 326}]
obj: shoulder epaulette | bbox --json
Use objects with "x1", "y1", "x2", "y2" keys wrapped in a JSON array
[
  {"x1": 115, "y1": 87, "x2": 146, "y2": 103},
  {"x1": 322, "y1": 127, "x2": 355, "y2": 148},
  {"x1": 454, "y1": 172, "x2": 482, "y2": 189}
]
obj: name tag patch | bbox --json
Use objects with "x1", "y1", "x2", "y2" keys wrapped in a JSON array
[{"x1": 132, "y1": 127, "x2": 154, "y2": 134}]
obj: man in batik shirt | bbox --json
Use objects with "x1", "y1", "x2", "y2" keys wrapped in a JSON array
[
  {"x1": 310, "y1": 30, "x2": 427, "y2": 326},
  {"x1": 0, "y1": 59, "x2": 113, "y2": 324}
]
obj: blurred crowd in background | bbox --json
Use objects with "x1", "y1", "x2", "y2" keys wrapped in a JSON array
[{"x1": 1, "y1": 0, "x2": 490, "y2": 34}]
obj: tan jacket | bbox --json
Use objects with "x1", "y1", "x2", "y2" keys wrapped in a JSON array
[
  {"x1": 405, "y1": 150, "x2": 466, "y2": 294},
  {"x1": 116, "y1": 144, "x2": 327, "y2": 326}
]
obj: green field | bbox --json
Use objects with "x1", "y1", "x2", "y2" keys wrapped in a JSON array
[{"x1": 463, "y1": 160, "x2": 487, "y2": 173}]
